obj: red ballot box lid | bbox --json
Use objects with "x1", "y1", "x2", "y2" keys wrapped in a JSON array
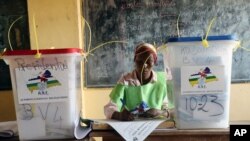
[{"x1": 4, "y1": 48, "x2": 82, "y2": 56}]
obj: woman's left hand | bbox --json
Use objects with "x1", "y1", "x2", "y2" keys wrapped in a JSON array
[{"x1": 144, "y1": 108, "x2": 169, "y2": 118}]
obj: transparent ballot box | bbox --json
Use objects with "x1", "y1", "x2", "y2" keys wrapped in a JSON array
[
  {"x1": 163, "y1": 35, "x2": 238, "y2": 129},
  {"x1": 3, "y1": 48, "x2": 82, "y2": 140}
]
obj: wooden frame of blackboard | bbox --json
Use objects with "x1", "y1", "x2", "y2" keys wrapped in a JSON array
[
  {"x1": 83, "y1": 0, "x2": 250, "y2": 87},
  {"x1": 232, "y1": 79, "x2": 250, "y2": 84}
]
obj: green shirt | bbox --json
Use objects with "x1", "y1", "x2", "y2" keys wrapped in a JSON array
[{"x1": 110, "y1": 72, "x2": 167, "y2": 112}]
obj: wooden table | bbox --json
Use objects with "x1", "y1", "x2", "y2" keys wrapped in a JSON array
[
  {"x1": 89, "y1": 121, "x2": 229, "y2": 141},
  {"x1": 1, "y1": 120, "x2": 231, "y2": 141},
  {"x1": 89, "y1": 129, "x2": 229, "y2": 141}
]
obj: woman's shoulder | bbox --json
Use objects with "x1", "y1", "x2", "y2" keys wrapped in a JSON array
[{"x1": 117, "y1": 70, "x2": 139, "y2": 86}]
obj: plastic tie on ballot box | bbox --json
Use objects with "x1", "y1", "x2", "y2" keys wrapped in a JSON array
[
  {"x1": 233, "y1": 40, "x2": 250, "y2": 52},
  {"x1": 202, "y1": 17, "x2": 217, "y2": 48}
]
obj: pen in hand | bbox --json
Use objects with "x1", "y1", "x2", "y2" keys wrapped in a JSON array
[
  {"x1": 115, "y1": 98, "x2": 134, "y2": 121},
  {"x1": 120, "y1": 98, "x2": 129, "y2": 110}
]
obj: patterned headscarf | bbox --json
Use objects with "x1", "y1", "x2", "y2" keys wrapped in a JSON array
[{"x1": 134, "y1": 43, "x2": 157, "y2": 64}]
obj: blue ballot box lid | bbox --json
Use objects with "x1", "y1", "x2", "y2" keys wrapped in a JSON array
[{"x1": 168, "y1": 35, "x2": 238, "y2": 42}]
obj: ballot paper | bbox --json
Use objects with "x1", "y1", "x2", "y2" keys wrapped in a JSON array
[
  {"x1": 95, "y1": 119, "x2": 166, "y2": 141},
  {"x1": 74, "y1": 118, "x2": 92, "y2": 140},
  {"x1": 0, "y1": 121, "x2": 17, "y2": 139}
]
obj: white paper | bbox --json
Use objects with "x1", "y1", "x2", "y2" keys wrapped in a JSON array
[
  {"x1": 95, "y1": 119, "x2": 166, "y2": 141},
  {"x1": 0, "y1": 121, "x2": 17, "y2": 134},
  {"x1": 181, "y1": 65, "x2": 226, "y2": 95},
  {"x1": 74, "y1": 118, "x2": 92, "y2": 140},
  {"x1": 18, "y1": 117, "x2": 46, "y2": 139},
  {"x1": 0, "y1": 121, "x2": 17, "y2": 138}
]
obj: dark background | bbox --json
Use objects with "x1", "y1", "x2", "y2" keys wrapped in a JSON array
[{"x1": 0, "y1": 0, "x2": 30, "y2": 90}]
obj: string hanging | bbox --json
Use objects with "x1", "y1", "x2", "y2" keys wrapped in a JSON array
[
  {"x1": 81, "y1": 17, "x2": 128, "y2": 62},
  {"x1": 33, "y1": 14, "x2": 42, "y2": 59},
  {"x1": 177, "y1": 14, "x2": 181, "y2": 38},
  {"x1": 8, "y1": 16, "x2": 23, "y2": 51},
  {"x1": 82, "y1": 17, "x2": 92, "y2": 55}
]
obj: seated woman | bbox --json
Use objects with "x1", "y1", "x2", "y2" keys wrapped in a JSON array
[{"x1": 104, "y1": 43, "x2": 174, "y2": 121}]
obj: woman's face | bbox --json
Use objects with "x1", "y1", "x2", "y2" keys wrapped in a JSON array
[{"x1": 134, "y1": 52, "x2": 155, "y2": 79}]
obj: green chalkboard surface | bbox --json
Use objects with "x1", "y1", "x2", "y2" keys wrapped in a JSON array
[
  {"x1": 83, "y1": 0, "x2": 250, "y2": 87},
  {"x1": 0, "y1": 0, "x2": 30, "y2": 90}
]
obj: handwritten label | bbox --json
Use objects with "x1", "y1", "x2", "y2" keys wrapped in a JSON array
[
  {"x1": 182, "y1": 94, "x2": 226, "y2": 120},
  {"x1": 178, "y1": 94, "x2": 229, "y2": 123},
  {"x1": 20, "y1": 103, "x2": 63, "y2": 122},
  {"x1": 14, "y1": 57, "x2": 68, "y2": 71}
]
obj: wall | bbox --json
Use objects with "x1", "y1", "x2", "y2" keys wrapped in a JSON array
[
  {"x1": 28, "y1": 0, "x2": 82, "y2": 49},
  {"x1": 0, "y1": 91, "x2": 16, "y2": 121},
  {"x1": 230, "y1": 84, "x2": 250, "y2": 121}
]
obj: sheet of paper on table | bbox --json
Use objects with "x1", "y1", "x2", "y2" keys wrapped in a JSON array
[{"x1": 94, "y1": 119, "x2": 167, "y2": 141}]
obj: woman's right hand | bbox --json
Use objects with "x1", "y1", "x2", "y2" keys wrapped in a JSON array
[{"x1": 111, "y1": 109, "x2": 134, "y2": 121}]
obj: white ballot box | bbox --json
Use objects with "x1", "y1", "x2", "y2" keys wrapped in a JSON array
[
  {"x1": 163, "y1": 35, "x2": 238, "y2": 129},
  {"x1": 3, "y1": 48, "x2": 82, "y2": 140}
]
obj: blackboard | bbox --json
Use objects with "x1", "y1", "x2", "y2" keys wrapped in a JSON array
[
  {"x1": 0, "y1": 0, "x2": 30, "y2": 90},
  {"x1": 83, "y1": 0, "x2": 250, "y2": 87}
]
